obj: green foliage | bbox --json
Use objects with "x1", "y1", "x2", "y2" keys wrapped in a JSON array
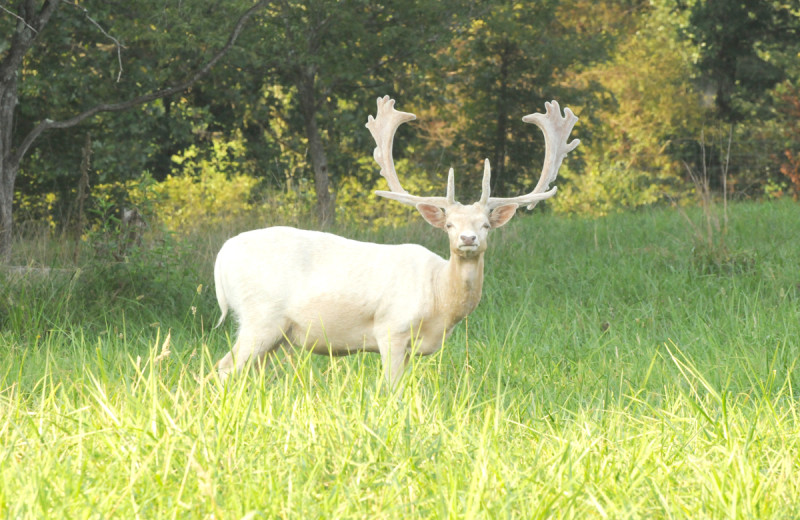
[
  {"x1": 683, "y1": 0, "x2": 800, "y2": 122},
  {"x1": 670, "y1": 1, "x2": 800, "y2": 197},
  {"x1": 15, "y1": 0, "x2": 256, "y2": 186},
  {"x1": 156, "y1": 132, "x2": 259, "y2": 233},
  {"x1": 240, "y1": 0, "x2": 459, "y2": 223},
  {"x1": 6, "y1": 0, "x2": 800, "y2": 249},
  {"x1": 336, "y1": 158, "x2": 442, "y2": 229},
  {"x1": 553, "y1": 1, "x2": 703, "y2": 215},
  {"x1": 551, "y1": 162, "x2": 665, "y2": 216},
  {"x1": 84, "y1": 192, "x2": 145, "y2": 262},
  {"x1": 438, "y1": 0, "x2": 615, "y2": 197}
]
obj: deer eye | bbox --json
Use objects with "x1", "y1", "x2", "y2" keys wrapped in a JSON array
[
  {"x1": 446, "y1": 223, "x2": 454, "y2": 229},
  {"x1": 482, "y1": 223, "x2": 490, "y2": 229}
]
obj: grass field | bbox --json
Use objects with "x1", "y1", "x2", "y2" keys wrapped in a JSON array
[{"x1": 1, "y1": 200, "x2": 799, "y2": 518}]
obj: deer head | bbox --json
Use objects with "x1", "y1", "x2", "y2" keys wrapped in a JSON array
[{"x1": 365, "y1": 96, "x2": 579, "y2": 257}]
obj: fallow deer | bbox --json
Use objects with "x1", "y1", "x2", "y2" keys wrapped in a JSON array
[{"x1": 214, "y1": 96, "x2": 579, "y2": 387}]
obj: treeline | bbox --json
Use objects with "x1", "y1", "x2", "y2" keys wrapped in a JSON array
[{"x1": 3, "y1": 1, "x2": 799, "y2": 247}]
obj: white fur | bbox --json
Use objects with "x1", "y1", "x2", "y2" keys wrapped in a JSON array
[{"x1": 214, "y1": 226, "x2": 475, "y2": 387}]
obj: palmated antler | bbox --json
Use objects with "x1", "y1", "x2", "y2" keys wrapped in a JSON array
[
  {"x1": 366, "y1": 96, "x2": 455, "y2": 208},
  {"x1": 367, "y1": 97, "x2": 578, "y2": 212},
  {"x1": 485, "y1": 100, "x2": 580, "y2": 210}
]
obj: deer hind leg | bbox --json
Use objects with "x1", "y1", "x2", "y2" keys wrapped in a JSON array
[{"x1": 217, "y1": 322, "x2": 286, "y2": 382}]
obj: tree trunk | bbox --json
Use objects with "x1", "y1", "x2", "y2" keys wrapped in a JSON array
[
  {"x1": 0, "y1": 181, "x2": 14, "y2": 260},
  {"x1": 305, "y1": 114, "x2": 335, "y2": 227},
  {"x1": 491, "y1": 43, "x2": 510, "y2": 196},
  {"x1": 0, "y1": 0, "x2": 60, "y2": 260},
  {"x1": 298, "y1": 69, "x2": 335, "y2": 227},
  {"x1": 0, "y1": 79, "x2": 19, "y2": 260}
]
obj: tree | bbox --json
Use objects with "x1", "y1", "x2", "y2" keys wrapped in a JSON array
[
  {"x1": 429, "y1": 0, "x2": 620, "y2": 199},
  {"x1": 251, "y1": 0, "x2": 456, "y2": 226},
  {"x1": 676, "y1": 0, "x2": 800, "y2": 195},
  {"x1": 684, "y1": 0, "x2": 799, "y2": 122},
  {"x1": 550, "y1": 1, "x2": 706, "y2": 215},
  {"x1": 0, "y1": 0, "x2": 268, "y2": 259}
]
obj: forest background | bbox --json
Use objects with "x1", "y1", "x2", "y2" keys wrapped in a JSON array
[{"x1": 1, "y1": 0, "x2": 799, "y2": 259}]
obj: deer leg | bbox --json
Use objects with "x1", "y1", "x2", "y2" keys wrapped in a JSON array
[
  {"x1": 217, "y1": 323, "x2": 284, "y2": 382},
  {"x1": 379, "y1": 333, "x2": 410, "y2": 390}
]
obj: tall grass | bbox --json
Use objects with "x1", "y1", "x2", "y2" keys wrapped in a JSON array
[{"x1": 1, "y1": 200, "x2": 799, "y2": 518}]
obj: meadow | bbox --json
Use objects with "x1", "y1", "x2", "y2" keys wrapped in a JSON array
[{"x1": 1, "y1": 200, "x2": 799, "y2": 519}]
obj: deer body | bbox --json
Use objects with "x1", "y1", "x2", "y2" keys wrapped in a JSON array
[
  {"x1": 215, "y1": 96, "x2": 579, "y2": 387},
  {"x1": 215, "y1": 219, "x2": 491, "y2": 384},
  {"x1": 215, "y1": 226, "x2": 478, "y2": 356}
]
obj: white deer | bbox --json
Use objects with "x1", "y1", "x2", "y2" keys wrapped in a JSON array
[{"x1": 214, "y1": 96, "x2": 579, "y2": 387}]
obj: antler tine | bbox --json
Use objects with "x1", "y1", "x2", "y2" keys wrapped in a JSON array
[
  {"x1": 479, "y1": 159, "x2": 491, "y2": 205},
  {"x1": 446, "y1": 168, "x2": 456, "y2": 205},
  {"x1": 367, "y1": 95, "x2": 452, "y2": 208},
  {"x1": 486, "y1": 100, "x2": 580, "y2": 210},
  {"x1": 365, "y1": 96, "x2": 415, "y2": 193}
]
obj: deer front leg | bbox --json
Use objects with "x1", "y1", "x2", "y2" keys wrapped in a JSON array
[{"x1": 378, "y1": 333, "x2": 410, "y2": 391}]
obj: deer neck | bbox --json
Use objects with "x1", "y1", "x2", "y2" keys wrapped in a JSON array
[{"x1": 435, "y1": 251, "x2": 485, "y2": 328}]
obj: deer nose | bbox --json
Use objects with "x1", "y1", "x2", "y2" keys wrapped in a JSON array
[{"x1": 460, "y1": 234, "x2": 477, "y2": 246}]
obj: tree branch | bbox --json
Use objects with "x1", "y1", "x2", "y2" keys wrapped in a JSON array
[
  {"x1": 0, "y1": 0, "x2": 60, "y2": 81},
  {"x1": 61, "y1": 0, "x2": 125, "y2": 82},
  {"x1": 10, "y1": 0, "x2": 270, "y2": 169},
  {"x1": 0, "y1": 4, "x2": 38, "y2": 34}
]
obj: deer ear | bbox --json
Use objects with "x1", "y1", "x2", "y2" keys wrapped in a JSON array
[
  {"x1": 416, "y1": 203, "x2": 447, "y2": 228},
  {"x1": 489, "y1": 203, "x2": 517, "y2": 228}
]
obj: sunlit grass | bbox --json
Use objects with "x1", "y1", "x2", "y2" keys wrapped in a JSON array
[{"x1": 1, "y1": 200, "x2": 799, "y2": 518}]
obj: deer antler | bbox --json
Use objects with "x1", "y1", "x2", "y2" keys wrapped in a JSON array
[
  {"x1": 485, "y1": 100, "x2": 580, "y2": 210},
  {"x1": 366, "y1": 96, "x2": 454, "y2": 208}
]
